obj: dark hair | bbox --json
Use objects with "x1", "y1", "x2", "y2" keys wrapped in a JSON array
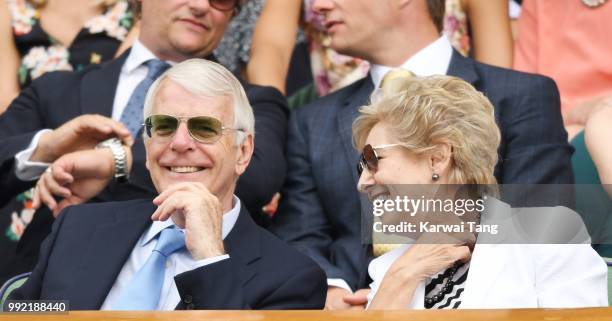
[
  {"x1": 130, "y1": 0, "x2": 248, "y2": 18},
  {"x1": 426, "y1": 0, "x2": 446, "y2": 33}
]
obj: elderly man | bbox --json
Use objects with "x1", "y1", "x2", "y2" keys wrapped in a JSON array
[
  {"x1": 7, "y1": 60, "x2": 326, "y2": 310},
  {"x1": 0, "y1": 0, "x2": 287, "y2": 283},
  {"x1": 272, "y1": 0, "x2": 574, "y2": 310}
]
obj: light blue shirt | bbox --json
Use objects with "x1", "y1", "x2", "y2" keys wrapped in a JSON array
[{"x1": 100, "y1": 195, "x2": 241, "y2": 310}]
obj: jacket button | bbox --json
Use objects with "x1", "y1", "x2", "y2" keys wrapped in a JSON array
[{"x1": 184, "y1": 295, "x2": 193, "y2": 304}]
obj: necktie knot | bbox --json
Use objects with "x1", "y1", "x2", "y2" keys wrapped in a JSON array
[
  {"x1": 379, "y1": 69, "x2": 415, "y2": 90},
  {"x1": 154, "y1": 227, "x2": 185, "y2": 257},
  {"x1": 145, "y1": 59, "x2": 171, "y2": 81}
]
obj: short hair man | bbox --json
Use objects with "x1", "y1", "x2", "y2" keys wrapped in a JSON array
[
  {"x1": 272, "y1": 0, "x2": 573, "y2": 309},
  {"x1": 0, "y1": 0, "x2": 288, "y2": 283},
  {"x1": 8, "y1": 60, "x2": 326, "y2": 310}
]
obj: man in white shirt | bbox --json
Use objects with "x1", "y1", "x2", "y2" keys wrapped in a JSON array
[
  {"x1": 271, "y1": 0, "x2": 573, "y2": 310},
  {"x1": 7, "y1": 59, "x2": 326, "y2": 310},
  {"x1": 0, "y1": 0, "x2": 288, "y2": 282}
]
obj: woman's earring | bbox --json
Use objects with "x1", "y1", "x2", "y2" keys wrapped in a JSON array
[{"x1": 432, "y1": 173, "x2": 440, "y2": 182}]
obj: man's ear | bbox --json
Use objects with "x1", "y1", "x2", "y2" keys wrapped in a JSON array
[
  {"x1": 144, "y1": 139, "x2": 150, "y2": 170},
  {"x1": 235, "y1": 133, "x2": 254, "y2": 176},
  {"x1": 429, "y1": 142, "x2": 452, "y2": 174}
]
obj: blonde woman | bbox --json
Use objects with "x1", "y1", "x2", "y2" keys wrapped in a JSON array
[
  {"x1": 353, "y1": 75, "x2": 607, "y2": 309},
  {"x1": 0, "y1": 0, "x2": 136, "y2": 113}
]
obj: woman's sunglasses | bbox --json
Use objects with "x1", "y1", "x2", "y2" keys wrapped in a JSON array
[
  {"x1": 357, "y1": 144, "x2": 402, "y2": 176},
  {"x1": 210, "y1": 0, "x2": 240, "y2": 12},
  {"x1": 143, "y1": 114, "x2": 244, "y2": 144}
]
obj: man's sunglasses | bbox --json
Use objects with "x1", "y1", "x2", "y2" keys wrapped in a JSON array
[
  {"x1": 357, "y1": 144, "x2": 402, "y2": 176},
  {"x1": 143, "y1": 114, "x2": 244, "y2": 144},
  {"x1": 210, "y1": 0, "x2": 241, "y2": 12}
]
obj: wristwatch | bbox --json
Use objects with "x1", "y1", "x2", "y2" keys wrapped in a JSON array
[{"x1": 96, "y1": 138, "x2": 129, "y2": 183}]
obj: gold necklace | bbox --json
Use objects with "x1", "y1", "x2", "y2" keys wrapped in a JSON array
[{"x1": 582, "y1": 0, "x2": 608, "y2": 8}]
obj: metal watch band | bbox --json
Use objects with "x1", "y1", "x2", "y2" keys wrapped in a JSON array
[{"x1": 96, "y1": 138, "x2": 128, "y2": 183}]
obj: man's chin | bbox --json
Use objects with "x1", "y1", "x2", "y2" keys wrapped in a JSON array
[{"x1": 171, "y1": 40, "x2": 215, "y2": 59}]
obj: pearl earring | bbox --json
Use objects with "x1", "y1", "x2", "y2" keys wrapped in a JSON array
[{"x1": 432, "y1": 173, "x2": 440, "y2": 181}]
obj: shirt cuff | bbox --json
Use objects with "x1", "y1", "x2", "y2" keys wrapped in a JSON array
[
  {"x1": 327, "y1": 278, "x2": 353, "y2": 293},
  {"x1": 14, "y1": 129, "x2": 53, "y2": 181},
  {"x1": 193, "y1": 254, "x2": 230, "y2": 268}
]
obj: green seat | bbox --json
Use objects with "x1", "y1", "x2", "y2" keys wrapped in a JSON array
[
  {"x1": 0, "y1": 272, "x2": 29, "y2": 311},
  {"x1": 571, "y1": 131, "x2": 612, "y2": 257}
]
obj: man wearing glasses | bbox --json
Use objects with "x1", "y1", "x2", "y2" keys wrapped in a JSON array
[
  {"x1": 0, "y1": 0, "x2": 287, "y2": 283},
  {"x1": 7, "y1": 59, "x2": 326, "y2": 310}
]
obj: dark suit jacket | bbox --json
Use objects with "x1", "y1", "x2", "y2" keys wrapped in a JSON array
[
  {"x1": 271, "y1": 51, "x2": 575, "y2": 291},
  {"x1": 7, "y1": 199, "x2": 327, "y2": 309},
  {"x1": 0, "y1": 51, "x2": 288, "y2": 284}
]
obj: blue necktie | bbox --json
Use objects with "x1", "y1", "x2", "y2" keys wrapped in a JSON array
[
  {"x1": 111, "y1": 227, "x2": 185, "y2": 310},
  {"x1": 120, "y1": 59, "x2": 170, "y2": 137}
]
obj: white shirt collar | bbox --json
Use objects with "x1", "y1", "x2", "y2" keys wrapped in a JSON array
[
  {"x1": 370, "y1": 35, "x2": 453, "y2": 88},
  {"x1": 122, "y1": 40, "x2": 177, "y2": 73},
  {"x1": 142, "y1": 195, "x2": 242, "y2": 246}
]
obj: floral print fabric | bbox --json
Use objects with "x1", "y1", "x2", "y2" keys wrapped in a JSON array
[
  {"x1": 4, "y1": 0, "x2": 133, "y2": 242},
  {"x1": 8, "y1": 0, "x2": 133, "y2": 88}
]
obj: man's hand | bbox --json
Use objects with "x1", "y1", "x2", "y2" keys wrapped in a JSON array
[
  {"x1": 32, "y1": 146, "x2": 133, "y2": 216},
  {"x1": 325, "y1": 287, "x2": 367, "y2": 310},
  {"x1": 343, "y1": 288, "x2": 370, "y2": 310},
  {"x1": 31, "y1": 114, "x2": 133, "y2": 163},
  {"x1": 151, "y1": 183, "x2": 225, "y2": 260}
]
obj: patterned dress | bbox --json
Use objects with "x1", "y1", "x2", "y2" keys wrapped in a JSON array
[
  {"x1": 9, "y1": 0, "x2": 133, "y2": 88},
  {"x1": 2, "y1": 0, "x2": 133, "y2": 243}
]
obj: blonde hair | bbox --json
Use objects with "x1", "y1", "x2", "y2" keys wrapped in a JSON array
[{"x1": 353, "y1": 75, "x2": 501, "y2": 185}]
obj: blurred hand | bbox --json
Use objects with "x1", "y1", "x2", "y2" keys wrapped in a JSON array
[
  {"x1": 32, "y1": 145, "x2": 132, "y2": 216},
  {"x1": 151, "y1": 183, "x2": 225, "y2": 260},
  {"x1": 31, "y1": 114, "x2": 133, "y2": 163},
  {"x1": 33, "y1": 149, "x2": 111, "y2": 216},
  {"x1": 343, "y1": 288, "x2": 370, "y2": 310},
  {"x1": 325, "y1": 287, "x2": 352, "y2": 310},
  {"x1": 565, "y1": 96, "x2": 612, "y2": 126}
]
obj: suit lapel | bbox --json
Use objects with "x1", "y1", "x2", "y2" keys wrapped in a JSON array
[
  {"x1": 69, "y1": 201, "x2": 154, "y2": 309},
  {"x1": 222, "y1": 206, "x2": 262, "y2": 286},
  {"x1": 446, "y1": 50, "x2": 479, "y2": 86},
  {"x1": 336, "y1": 77, "x2": 375, "y2": 184},
  {"x1": 80, "y1": 50, "x2": 130, "y2": 117}
]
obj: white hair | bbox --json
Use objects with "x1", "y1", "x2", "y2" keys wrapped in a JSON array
[{"x1": 143, "y1": 59, "x2": 255, "y2": 143}]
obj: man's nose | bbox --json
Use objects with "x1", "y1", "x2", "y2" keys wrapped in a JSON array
[
  {"x1": 170, "y1": 123, "x2": 196, "y2": 152},
  {"x1": 188, "y1": 0, "x2": 212, "y2": 15},
  {"x1": 312, "y1": 0, "x2": 334, "y2": 14}
]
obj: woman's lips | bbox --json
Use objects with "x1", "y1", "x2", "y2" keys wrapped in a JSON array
[
  {"x1": 324, "y1": 20, "x2": 343, "y2": 33},
  {"x1": 179, "y1": 18, "x2": 209, "y2": 31}
]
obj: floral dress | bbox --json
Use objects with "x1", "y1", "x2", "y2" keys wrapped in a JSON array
[
  {"x1": 8, "y1": 0, "x2": 133, "y2": 88},
  {"x1": 2, "y1": 0, "x2": 133, "y2": 244},
  {"x1": 303, "y1": 0, "x2": 470, "y2": 97}
]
